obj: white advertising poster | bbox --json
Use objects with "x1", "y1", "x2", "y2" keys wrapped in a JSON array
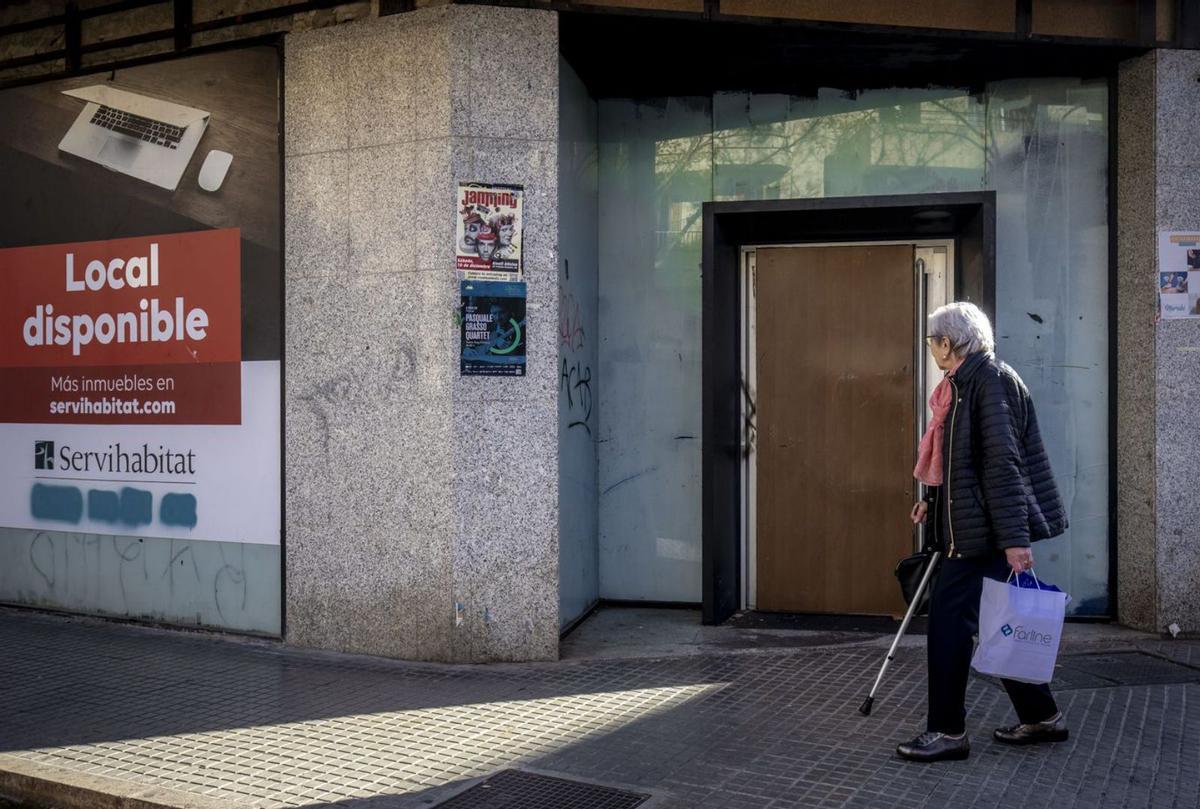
[
  {"x1": 0, "y1": 363, "x2": 280, "y2": 544},
  {"x1": 1157, "y1": 231, "x2": 1200, "y2": 319},
  {"x1": 0, "y1": 44, "x2": 284, "y2": 630},
  {"x1": 0, "y1": 230, "x2": 281, "y2": 546}
]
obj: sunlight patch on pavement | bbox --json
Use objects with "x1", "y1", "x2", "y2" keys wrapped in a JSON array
[{"x1": 12, "y1": 682, "x2": 727, "y2": 807}]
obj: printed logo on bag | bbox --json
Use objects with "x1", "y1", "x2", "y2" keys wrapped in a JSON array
[{"x1": 1007, "y1": 625, "x2": 1053, "y2": 646}]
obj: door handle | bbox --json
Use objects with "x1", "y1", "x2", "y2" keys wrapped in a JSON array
[{"x1": 740, "y1": 376, "x2": 757, "y2": 458}]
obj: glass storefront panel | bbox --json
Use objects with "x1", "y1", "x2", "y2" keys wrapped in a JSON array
[
  {"x1": 986, "y1": 79, "x2": 1110, "y2": 614},
  {"x1": 598, "y1": 79, "x2": 1110, "y2": 614},
  {"x1": 597, "y1": 98, "x2": 711, "y2": 601}
]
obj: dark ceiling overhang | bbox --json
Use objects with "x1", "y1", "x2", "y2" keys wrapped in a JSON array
[{"x1": 560, "y1": 12, "x2": 1149, "y2": 98}]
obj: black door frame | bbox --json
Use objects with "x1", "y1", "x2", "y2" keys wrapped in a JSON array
[{"x1": 700, "y1": 192, "x2": 997, "y2": 624}]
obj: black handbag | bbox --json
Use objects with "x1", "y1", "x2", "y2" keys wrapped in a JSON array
[{"x1": 894, "y1": 551, "x2": 939, "y2": 615}]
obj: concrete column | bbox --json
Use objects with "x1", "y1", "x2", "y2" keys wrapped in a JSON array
[
  {"x1": 283, "y1": 5, "x2": 560, "y2": 662},
  {"x1": 1117, "y1": 49, "x2": 1200, "y2": 635}
]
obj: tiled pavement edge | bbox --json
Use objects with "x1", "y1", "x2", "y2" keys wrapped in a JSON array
[
  {"x1": 0, "y1": 754, "x2": 232, "y2": 809},
  {"x1": 1, "y1": 609, "x2": 1197, "y2": 809}
]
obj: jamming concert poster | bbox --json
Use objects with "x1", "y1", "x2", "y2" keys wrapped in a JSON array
[{"x1": 456, "y1": 182, "x2": 523, "y2": 281}]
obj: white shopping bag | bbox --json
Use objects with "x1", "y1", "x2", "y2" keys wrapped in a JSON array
[{"x1": 971, "y1": 573, "x2": 1069, "y2": 684}]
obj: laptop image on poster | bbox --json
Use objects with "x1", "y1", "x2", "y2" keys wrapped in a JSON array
[{"x1": 58, "y1": 85, "x2": 210, "y2": 191}]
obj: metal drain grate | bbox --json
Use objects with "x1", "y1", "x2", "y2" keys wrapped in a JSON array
[
  {"x1": 979, "y1": 651, "x2": 1200, "y2": 691},
  {"x1": 1060, "y1": 651, "x2": 1200, "y2": 687},
  {"x1": 433, "y1": 769, "x2": 651, "y2": 809}
]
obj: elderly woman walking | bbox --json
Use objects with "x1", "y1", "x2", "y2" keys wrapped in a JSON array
[{"x1": 897, "y1": 302, "x2": 1069, "y2": 763}]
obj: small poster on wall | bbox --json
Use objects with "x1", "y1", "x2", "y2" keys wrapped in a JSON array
[
  {"x1": 1158, "y1": 231, "x2": 1200, "y2": 319},
  {"x1": 460, "y1": 280, "x2": 526, "y2": 376},
  {"x1": 456, "y1": 182, "x2": 523, "y2": 281}
]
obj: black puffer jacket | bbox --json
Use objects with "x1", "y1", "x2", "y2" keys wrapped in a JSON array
[{"x1": 927, "y1": 351, "x2": 1067, "y2": 558}]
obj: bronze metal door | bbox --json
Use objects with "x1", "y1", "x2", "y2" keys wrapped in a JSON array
[{"x1": 755, "y1": 245, "x2": 916, "y2": 614}]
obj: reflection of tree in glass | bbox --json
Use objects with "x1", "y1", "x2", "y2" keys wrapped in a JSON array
[
  {"x1": 711, "y1": 93, "x2": 986, "y2": 201},
  {"x1": 876, "y1": 98, "x2": 985, "y2": 178},
  {"x1": 648, "y1": 92, "x2": 994, "y2": 276},
  {"x1": 653, "y1": 131, "x2": 712, "y2": 265}
]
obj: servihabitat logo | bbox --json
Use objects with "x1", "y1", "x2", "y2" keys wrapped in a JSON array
[
  {"x1": 34, "y1": 440, "x2": 54, "y2": 470},
  {"x1": 32, "y1": 439, "x2": 196, "y2": 476}
]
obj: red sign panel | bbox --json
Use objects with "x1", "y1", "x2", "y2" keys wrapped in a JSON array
[{"x1": 0, "y1": 229, "x2": 241, "y2": 424}]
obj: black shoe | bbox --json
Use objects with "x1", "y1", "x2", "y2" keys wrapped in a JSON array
[
  {"x1": 993, "y1": 712, "x2": 1069, "y2": 745},
  {"x1": 896, "y1": 731, "x2": 970, "y2": 762}
]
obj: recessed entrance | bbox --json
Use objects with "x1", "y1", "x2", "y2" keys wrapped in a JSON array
[{"x1": 703, "y1": 193, "x2": 996, "y2": 624}]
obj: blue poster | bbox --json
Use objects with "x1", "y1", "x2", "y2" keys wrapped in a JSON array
[{"x1": 460, "y1": 281, "x2": 526, "y2": 376}]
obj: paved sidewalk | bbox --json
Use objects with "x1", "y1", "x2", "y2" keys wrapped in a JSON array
[{"x1": 1, "y1": 609, "x2": 1197, "y2": 809}]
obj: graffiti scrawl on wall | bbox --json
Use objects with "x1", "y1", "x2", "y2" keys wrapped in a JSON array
[{"x1": 559, "y1": 284, "x2": 593, "y2": 435}]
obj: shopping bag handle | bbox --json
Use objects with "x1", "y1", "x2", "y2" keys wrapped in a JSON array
[{"x1": 1005, "y1": 569, "x2": 1044, "y2": 590}]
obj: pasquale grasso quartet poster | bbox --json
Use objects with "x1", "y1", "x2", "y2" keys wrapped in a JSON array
[{"x1": 460, "y1": 280, "x2": 527, "y2": 377}]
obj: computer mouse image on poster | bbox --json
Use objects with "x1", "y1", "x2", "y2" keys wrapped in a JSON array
[{"x1": 199, "y1": 150, "x2": 233, "y2": 192}]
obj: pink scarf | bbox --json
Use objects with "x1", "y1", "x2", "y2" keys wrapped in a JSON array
[{"x1": 913, "y1": 374, "x2": 954, "y2": 486}]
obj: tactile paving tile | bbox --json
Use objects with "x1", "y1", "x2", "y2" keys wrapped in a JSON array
[{"x1": 433, "y1": 769, "x2": 649, "y2": 809}]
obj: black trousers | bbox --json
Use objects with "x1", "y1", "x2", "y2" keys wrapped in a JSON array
[{"x1": 926, "y1": 551, "x2": 1059, "y2": 735}]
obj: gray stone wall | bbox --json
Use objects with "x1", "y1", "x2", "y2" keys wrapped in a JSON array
[
  {"x1": 1118, "y1": 49, "x2": 1200, "y2": 635},
  {"x1": 1151, "y1": 50, "x2": 1200, "y2": 632},
  {"x1": 1117, "y1": 52, "x2": 1160, "y2": 632},
  {"x1": 284, "y1": 5, "x2": 559, "y2": 662}
]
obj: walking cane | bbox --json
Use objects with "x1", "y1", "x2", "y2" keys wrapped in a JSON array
[{"x1": 858, "y1": 551, "x2": 941, "y2": 716}]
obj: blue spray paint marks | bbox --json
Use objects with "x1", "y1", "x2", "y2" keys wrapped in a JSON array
[
  {"x1": 87, "y1": 490, "x2": 121, "y2": 523},
  {"x1": 34, "y1": 485, "x2": 197, "y2": 529},
  {"x1": 160, "y1": 493, "x2": 198, "y2": 528},
  {"x1": 30, "y1": 484, "x2": 83, "y2": 523},
  {"x1": 119, "y1": 487, "x2": 153, "y2": 527}
]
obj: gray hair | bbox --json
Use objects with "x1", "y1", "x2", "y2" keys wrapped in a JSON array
[{"x1": 928, "y1": 302, "x2": 995, "y2": 357}]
